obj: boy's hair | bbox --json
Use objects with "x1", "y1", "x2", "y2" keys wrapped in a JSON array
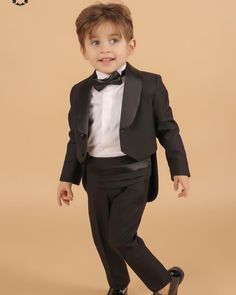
[{"x1": 75, "y1": 1, "x2": 133, "y2": 50}]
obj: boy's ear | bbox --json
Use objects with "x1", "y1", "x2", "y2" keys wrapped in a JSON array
[
  {"x1": 128, "y1": 38, "x2": 136, "y2": 55},
  {"x1": 80, "y1": 46, "x2": 84, "y2": 55}
]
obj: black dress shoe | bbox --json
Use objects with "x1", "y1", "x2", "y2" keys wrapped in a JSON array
[
  {"x1": 153, "y1": 266, "x2": 184, "y2": 295},
  {"x1": 107, "y1": 286, "x2": 128, "y2": 295}
]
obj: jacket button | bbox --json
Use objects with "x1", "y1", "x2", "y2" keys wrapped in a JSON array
[{"x1": 80, "y1": 133, "x2": 85, "y2": 138}]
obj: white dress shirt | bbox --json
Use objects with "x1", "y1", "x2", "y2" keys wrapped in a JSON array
[{"x1": 87, "y1": 62, "x2": 127, "y2": 157}]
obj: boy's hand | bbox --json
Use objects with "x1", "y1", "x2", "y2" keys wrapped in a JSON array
[
  {"x1": 173, "y1": 175, "x2": 190, "y2": 198},
  {"x1": 57, "y1": 182, "x2": 74, "y2": 206}
]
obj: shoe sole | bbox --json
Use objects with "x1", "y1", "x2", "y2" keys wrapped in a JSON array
[
  {"x1": 107, "y1": 287, "x2": 128, "y2": 295},
  {"x1": 168, "y1": 266, "x2": 185, "y2": 285}
]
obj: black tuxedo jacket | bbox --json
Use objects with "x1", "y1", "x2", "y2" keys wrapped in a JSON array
[{"x1": 59, "y1": 62, "x2": 190, "y2": 202}]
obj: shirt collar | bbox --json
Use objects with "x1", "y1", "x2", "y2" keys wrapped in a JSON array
[{"x1": 95, "y1": 62, "x2": 127, "y2": 79}]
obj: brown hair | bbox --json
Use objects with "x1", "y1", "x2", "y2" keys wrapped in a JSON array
[{"x1": 75, "y1": 1, "x2": 133, "y2": 50}]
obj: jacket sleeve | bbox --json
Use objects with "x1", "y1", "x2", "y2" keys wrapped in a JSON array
[
  {"x1": 59, "y1": 85, "x2": 82, "y2": 185},
  {"x1": 152, "y1": 74, "x2": 191, "y2": 181}
]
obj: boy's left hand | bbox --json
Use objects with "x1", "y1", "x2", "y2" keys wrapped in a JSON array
[{"x1": 173, "y1": 175, "x2": 190, "y2": 198}]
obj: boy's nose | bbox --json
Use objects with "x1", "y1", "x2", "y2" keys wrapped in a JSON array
[
  {"x1": 100, "y1": 44, "x2": 111, "y2": 53},
  {"x1": 100, "y1": 48, "x2": 110, "y2": 54}
]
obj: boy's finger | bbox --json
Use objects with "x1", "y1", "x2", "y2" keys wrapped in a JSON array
[
  {"x1": 62, "y1": 196, "x2": 71, "y2": 200},
  {"x1": 68, "y1": 191, "x2": 74, "y2": 199},
  {"x1": 63, "y1": 200, "x2": 70, "y2": 205},
  {"x1": 62, "y1": 196, "x2": 73, "y2": 202},
  {"x1": 57, "y1": 192, "x2": 62, "y2": 206},
  {"x1": 178, "y1": 189, "x2": 187, "y2": 197},
  {"x1": 57, "y1": 196, "x2": 62, "y2": 206},
  {"x1": 174, "y1": 178, "x2": 179, "y2": 190},
  {"x1": 178, "y1": 193, "x2": 184, "y2": 197}
]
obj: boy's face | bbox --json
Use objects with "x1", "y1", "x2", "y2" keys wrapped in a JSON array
[{"x1": 81, "y1": 21, "x2": 136, "y2": 74}]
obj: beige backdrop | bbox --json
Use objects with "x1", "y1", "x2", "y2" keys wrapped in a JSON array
[{"x1": 0, "y1": 0, "x2": 235, "y2": 294}]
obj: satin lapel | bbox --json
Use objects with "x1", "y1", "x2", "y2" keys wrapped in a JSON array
[
  {"x1": 120, "y1": 62, "x2": 142, "y2": 129},
  {"x1": 75, "y1": 62, "x2": 142, "y2": 134},
  {"x1": 75, "y1": 71, "x2": 95, "y2": 135}
]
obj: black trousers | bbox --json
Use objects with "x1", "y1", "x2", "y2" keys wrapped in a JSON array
[{"x1": 84, "y1": 153, "x2": 172, "y2": 292}]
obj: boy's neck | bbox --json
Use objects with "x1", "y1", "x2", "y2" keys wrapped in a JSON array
[{"x1": 95, "y1": 62, "x2": 127, "y2": 79}]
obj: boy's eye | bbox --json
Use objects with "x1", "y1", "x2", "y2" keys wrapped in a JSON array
[
  {"x1": 90, "y1": 38, "x2": 119, "y2": 46},
  {"x1": 110, "y1": 38, "x2": 119, "y2": 44},
  {"x1": 91, "y1": 40, "x2": 100, "y2": 46}
]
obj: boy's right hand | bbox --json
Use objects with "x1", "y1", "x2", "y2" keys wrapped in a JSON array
[{"x1": 57, "y1": 182, "x2": 74, "y2": 207}]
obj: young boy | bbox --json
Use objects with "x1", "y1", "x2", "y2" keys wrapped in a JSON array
[{"x1": 57, "y1": 2, "x2": 190, "y2": 295}]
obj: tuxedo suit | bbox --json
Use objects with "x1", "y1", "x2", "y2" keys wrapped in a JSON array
[
  {"x1": 59, "y1": 62, "x2": 191, "y2": 292},
  {"x1": 59, "y1": 62, "x2": 190, "y2": 202}
]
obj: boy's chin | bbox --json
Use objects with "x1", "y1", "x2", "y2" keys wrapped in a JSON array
[{"x1": 94, "y1": 61, "x2": 126, "y2": 74}]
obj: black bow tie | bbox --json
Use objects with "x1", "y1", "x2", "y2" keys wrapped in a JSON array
[{"x1": 92, "y1": 70, "x2": 126, "y2": 91}]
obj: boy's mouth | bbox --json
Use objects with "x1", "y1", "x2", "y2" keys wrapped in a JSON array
[{"x1": 98, "y1": 57, "x2": 115, "y2": 62}]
